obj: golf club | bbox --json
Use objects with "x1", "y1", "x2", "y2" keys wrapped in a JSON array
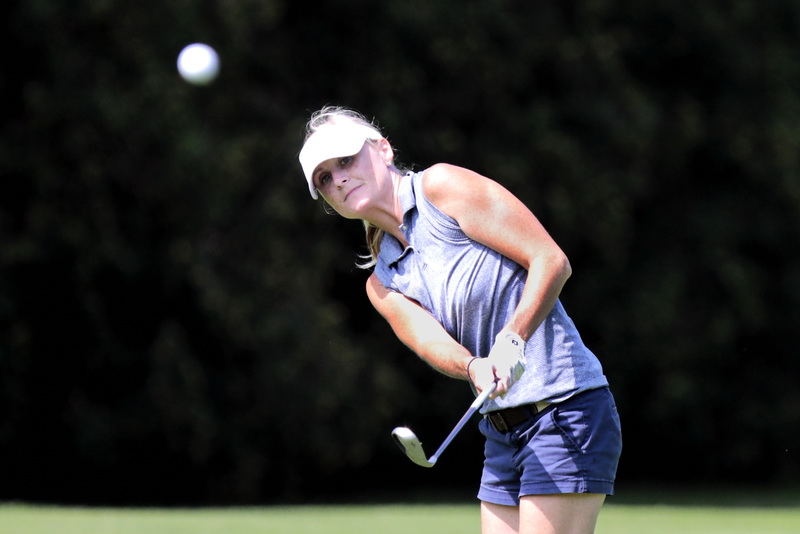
[{"x1": 392, "y1": 382, "x2": 497, "y2": 467}]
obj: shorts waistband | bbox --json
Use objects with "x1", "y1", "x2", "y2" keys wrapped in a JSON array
[{"x1": 485, "y1": 401, "x2": 551, "y2": 433}]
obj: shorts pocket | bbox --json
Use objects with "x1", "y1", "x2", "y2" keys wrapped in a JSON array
[{"x1": 549, "y1": 406, "x2": 587, "y2": 454}]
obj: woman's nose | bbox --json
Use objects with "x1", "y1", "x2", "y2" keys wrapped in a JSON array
[{"x1": 333, "y1": 171, "x2": 349, "y2": 187}]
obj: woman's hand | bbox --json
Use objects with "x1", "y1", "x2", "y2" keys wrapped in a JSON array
[
  {"x1": 468, "y1": 331, "x2": 526, "y2": 398},
  {"x1": 488, "y1": 330, "x2": 526, "y2": 395}
]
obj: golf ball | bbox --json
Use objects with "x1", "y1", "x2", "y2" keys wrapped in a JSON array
[{"x1": 177, "y1": 43, "x2": 219, "y2": 85}]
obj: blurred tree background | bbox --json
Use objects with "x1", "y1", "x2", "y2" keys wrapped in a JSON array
[{"x1": 2, "y1": 0, "x2": 799, "y2": 505}]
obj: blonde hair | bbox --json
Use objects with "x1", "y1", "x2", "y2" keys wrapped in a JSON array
[{"x1": 304, "y1": 106, "x2": 388, "y2": 269}]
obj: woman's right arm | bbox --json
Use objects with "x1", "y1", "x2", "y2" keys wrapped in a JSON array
[{"x1": 366, "y1": 273, "x2": 476, "y2": 381}]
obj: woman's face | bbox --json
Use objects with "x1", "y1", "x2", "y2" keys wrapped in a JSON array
[{"x1": 311, "y1": 139, "x2": 392, "y2": 219}]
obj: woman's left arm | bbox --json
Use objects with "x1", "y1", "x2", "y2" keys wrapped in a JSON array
[{"x1": 423, "y1": 163, "x2": 572, "y2": 393}]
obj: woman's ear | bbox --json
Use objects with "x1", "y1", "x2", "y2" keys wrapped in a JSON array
[{"x1": 377, "y1": 138, "x2": 394, "y2": 166}]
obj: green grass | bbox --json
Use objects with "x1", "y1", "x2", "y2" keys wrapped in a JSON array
[
  {"x1": 1, "y1": 491, "x2": 799, "y2": 534},
  {"x1": 598, "y1": 504, "x2": 800, "y2": 534},
  {"x1": 596, "y1": 486, "x2": 800, "y2": 534},
  {"x1": 0, "y1": 504, "x2": 479, "y2": 534}
]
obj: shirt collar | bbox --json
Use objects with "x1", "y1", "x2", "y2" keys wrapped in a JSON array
[{"x1": 379, "y1": 172, "x2": 417, "y2": 266}]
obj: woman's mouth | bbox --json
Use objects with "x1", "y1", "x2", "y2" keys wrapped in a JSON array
[{"x1": 344, "y1": 185, "x2": 362, "y2": 202}]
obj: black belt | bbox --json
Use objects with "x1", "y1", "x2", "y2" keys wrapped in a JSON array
[{"x1": 486, "y1": 400, "x2": 551, "y2": 433}]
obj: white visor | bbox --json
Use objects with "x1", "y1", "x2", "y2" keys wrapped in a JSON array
[{"x1": 299, "y1": 123, "x2": 382, "y2": 199}]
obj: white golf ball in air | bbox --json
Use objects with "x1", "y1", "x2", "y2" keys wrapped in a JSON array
[{"x1": 177, "y1": 43, "x2": 220, "y2": 85}]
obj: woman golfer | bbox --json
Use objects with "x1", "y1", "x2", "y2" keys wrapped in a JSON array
[{"x1": 298, "y1": 106, "x2": 622, "y2": 534}]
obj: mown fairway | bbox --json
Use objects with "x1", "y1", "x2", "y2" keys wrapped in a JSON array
[{"x1": 2, "y1": 500, "x2": 799, "y2": 534}]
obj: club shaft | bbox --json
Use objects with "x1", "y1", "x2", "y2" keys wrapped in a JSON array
[{"x1": 428, "y1": 383, "x2": 497, "y2": 464}]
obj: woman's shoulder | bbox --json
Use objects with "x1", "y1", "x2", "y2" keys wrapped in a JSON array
[
  {"x1": 421, "y1": 162, "x2": 463, "y2": 182},
  {"x1": 420, "y1": 163, "x2": 496, "y2": 215},
  {"x1": 420, "y1": 163, "x2": 473, "y2": 200}
]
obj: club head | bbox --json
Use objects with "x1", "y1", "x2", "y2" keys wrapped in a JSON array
[{"x1": 391, "y1": 426, "x2": 435, "y2": 467}]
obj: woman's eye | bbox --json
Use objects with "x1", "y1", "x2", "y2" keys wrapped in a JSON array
[
  {"x1": 318, "y1": 173, "x2": 331, "y2": 187},
  {"x1": 340, "y1": 156, "x2": 352, "y2": 166}
]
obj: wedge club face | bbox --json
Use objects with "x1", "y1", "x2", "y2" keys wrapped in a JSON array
[
  {"x1": 391, "y1": 383, "x2": 497, "y2": 468},
  {"x1": 392, "y1": 426, "x2": 435, "y2": 467}
]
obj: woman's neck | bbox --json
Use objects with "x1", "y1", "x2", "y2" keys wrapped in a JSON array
[{"x1": 368, "y1": 167, "x2": 409, "y2": 246}]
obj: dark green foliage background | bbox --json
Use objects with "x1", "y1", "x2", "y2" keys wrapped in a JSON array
[{"x1": 2, "y1": 0, "x2": 799, "y2": 504}]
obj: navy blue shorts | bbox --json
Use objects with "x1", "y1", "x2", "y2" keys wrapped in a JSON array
[{"x1": 478, "y1": 387, "x2": 622, "y2": 506}]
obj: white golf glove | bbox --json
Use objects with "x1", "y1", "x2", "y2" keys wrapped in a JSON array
[{"x1": 487, "y1": 330, "x2": 527, "y2": 396}]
